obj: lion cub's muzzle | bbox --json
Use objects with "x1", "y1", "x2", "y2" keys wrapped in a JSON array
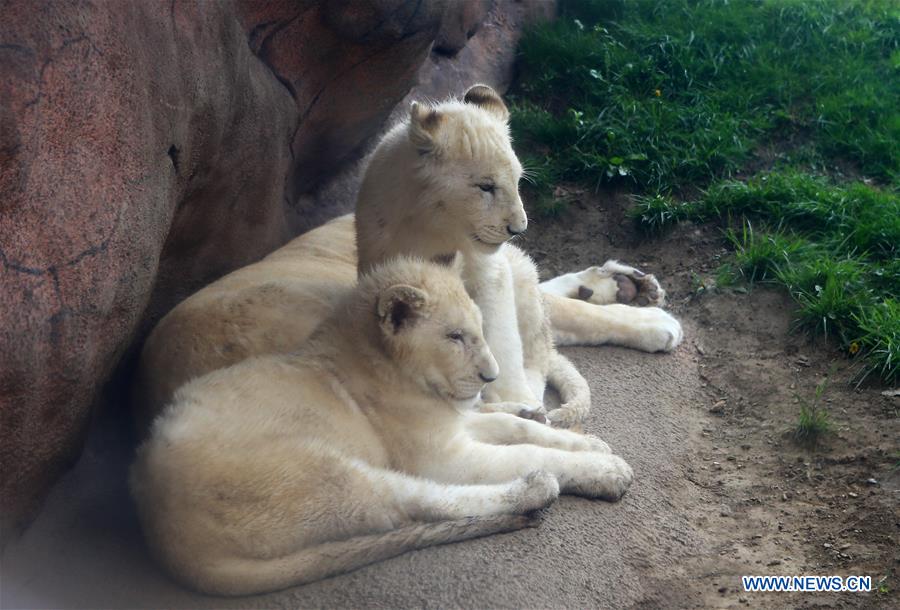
[
  {"x1": 476, "y1": 350, "x2": 499, "y2": 385},
  {"x1": 506, "y1": 215, "x2": 527, "y2": 236}
]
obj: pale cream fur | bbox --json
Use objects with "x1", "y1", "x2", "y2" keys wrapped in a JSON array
[
  {"x1": 131, "y1": 259, "x2": 631, "y2": 595},
  {"x1": 132, "y1": 214, "x2": 357, "y2": 433},
  {"x1": 134, "y1": 85, "x2": 682, "y2": 430}
]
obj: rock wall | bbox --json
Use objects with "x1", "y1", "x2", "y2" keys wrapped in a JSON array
[{"x1": 0, "y1": 0, "x2": 553, "y2": 543}]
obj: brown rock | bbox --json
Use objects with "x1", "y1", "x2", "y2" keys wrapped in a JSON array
[
  {"x1": 234, "y1": 0, "x2": 447, "y2": 212},
  {"x1": 434, "y1": 0, "x2": 492, "y2": 57},
  {"x1": 1, "y1": 0, "x2": 507, "y2": 543},
  {"x1": 0, "y1": 0, "x2": 298, "y2": 543},
  {"x1": 415, "y1": 0, "x2": 556, "y2": 100}
]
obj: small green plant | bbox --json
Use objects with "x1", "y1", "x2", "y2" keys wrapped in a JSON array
[
  {"x1": 875, "y1": 574, "x2": 891, "y2": 596},
  {"x1": 689, "y1": 272, "x2": 709, "y2": 297},
  {"x1": 793, "y1": 374, "x2": 834, "y2": 446}
]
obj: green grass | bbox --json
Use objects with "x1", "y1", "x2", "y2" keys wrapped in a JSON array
[
  {"x1": 509, "y1": 0, "x2": 899, "y2": 383},
  {"x1": 628, "y1": 172, "x2": 899, "y2": 384},
  {"x1": 511, "y1": 0, "x2": 899, "y2": 198},
  {"x1": 722, "y1": 222, "x2": 813, "y2": 285},
  {"x1": 852, "y1": 299, "x2": 900, "y2": 384}
]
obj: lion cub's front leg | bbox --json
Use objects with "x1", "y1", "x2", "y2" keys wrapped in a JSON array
[
  {"x1": 467, "y1": 252, "x2": 546, "y2": 421},
  {"x1": 426, "y1": 427, "x2": 632, "y2": 502},
  {"x1": 464, "y1": 412, "x2": 610, "y2": 453},
  {"x1": 368, "y1": 464, "x2": 560, "y2": 522}
]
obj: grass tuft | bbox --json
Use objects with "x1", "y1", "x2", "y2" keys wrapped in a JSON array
[
  {"x1": 723, "y1": 222, "x2": 810, "y2": 285},
  {"x1": 852, "y1": 299, "x2": 900, "y2": 385},
  {"x1": 793, "y1": 375, "x2": 833, "y2": 446},
  {"x1": 629, "y1": 194, "x2": 690, "y2": 235},
  {"x1": 795, "y1": 401, "x2": 833, "y2": 447}
]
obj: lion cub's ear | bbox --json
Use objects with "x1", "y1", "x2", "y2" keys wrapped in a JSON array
[
  {"x1": 409, "y1": 101, "x2": 444, "y2": 153},
  {"x1": 463, "y1": 84, "x2": 509, "y2": 122},
  {"x1": 377, "y1": 284, "x2": 428, "y2": 334}
]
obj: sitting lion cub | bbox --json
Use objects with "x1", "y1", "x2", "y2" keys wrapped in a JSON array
[{"x1": 130, "y1": 258, "x2": 632, "y2": 596}]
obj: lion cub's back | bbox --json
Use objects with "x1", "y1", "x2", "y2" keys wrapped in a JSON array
[
  {"x1": 133, "y1": 214, "x2": 358, "y2": 434},
  {"x1": 137, "y1": 354, "x2": 388, "y2": 497},
  {"x1": 131, "y1": 352, "x2": 387, "y2": 573}
]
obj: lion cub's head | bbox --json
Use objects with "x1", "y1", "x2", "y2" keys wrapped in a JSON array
[
  {"x1": 408, "y1": 85, "x2": 527, "y2": 254},
  {"x1": 361, "y1": 258, "x2": 499, "y2": 406}
]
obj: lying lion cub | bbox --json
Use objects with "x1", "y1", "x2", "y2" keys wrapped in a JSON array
[{"x1": 130, "y1": 258, "x2": 632, "y2": 595}]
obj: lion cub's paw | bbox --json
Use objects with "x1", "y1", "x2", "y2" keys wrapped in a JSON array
[
  {"x1": 545, "y1": 404, "x2": 585, "y2": 428},
  {"x1": 597, "y1": 455, "x2": 634, "y2": 501},
  {"x1": 570, "y1": 454, "x2": 633, "y2": 501},
  {"x1": 582, "y1": 435, "x2": 612, "y2": 454},
  {"x1": 480, "y1": 401, "x2": 549, "y2": 424},
  {"x1": 613, "y1": 271, "x2": 666, "y2": 307},
  {"x1": 518, "y1": 405, "x2": 548, "y2": 425},
  {"x1": 640, "y1": 308, "x2": 684, "y2": 352},
  {"x1": 521, "y1": 471, "x2": 560, "y2": 511},
  {"x1": 576, "y1": 261, "x2": 667, "y2": 307}
]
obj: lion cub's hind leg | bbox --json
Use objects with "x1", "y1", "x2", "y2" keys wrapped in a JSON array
[
  {"x1": 167, "y1": 451, "x2": 557, "y2": 596},
  {"x1": 543, "y1": 352, "x2": 591, "y2": 428},
  {"x1": 543, "y1": 294, "x2": 683, "y2": 352},
  {"x1": 540, "y1": 260, "x2": 666, "y2": 307}
]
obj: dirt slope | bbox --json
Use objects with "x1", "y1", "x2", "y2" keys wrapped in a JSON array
[{"x1": 2, "y1": 188, "x2": 896, "y2": 609}]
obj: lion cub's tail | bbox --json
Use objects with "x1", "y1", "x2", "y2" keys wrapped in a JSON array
[
  {"x1": 191, "y1": 514, "x2": 536, "y2": 596},
  {"x1": 545, "y1": 352, "x2": 591, "y2": 428}
]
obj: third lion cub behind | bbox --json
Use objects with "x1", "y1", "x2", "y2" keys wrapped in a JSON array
[{"x1": 130, "y1": 258, "x2": 632, "y2": 596}]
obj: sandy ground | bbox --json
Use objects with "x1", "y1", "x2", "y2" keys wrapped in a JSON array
[{"x1": 2, "y1": 187, "x2": 897, "y2": 609}]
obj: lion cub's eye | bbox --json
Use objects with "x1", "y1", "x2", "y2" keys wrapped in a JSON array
[
  {"x1": 477, "y1": 183, "x2": 495, "y2": 193},
  {"x1": 447, "y1": 330, "x2": 464, "y2": 343}
]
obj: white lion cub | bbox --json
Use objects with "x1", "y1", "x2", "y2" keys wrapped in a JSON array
[{"x1": 131, "y1": 258, "x2": 632, "y2": 595}]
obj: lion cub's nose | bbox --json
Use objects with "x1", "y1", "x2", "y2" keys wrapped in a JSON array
[
  {"x1": 506, "y1": 225, "x2": 524, "y2": 236},
  {"x1": 478, "y1": 372, "x2": 497, "y2": 383}
]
